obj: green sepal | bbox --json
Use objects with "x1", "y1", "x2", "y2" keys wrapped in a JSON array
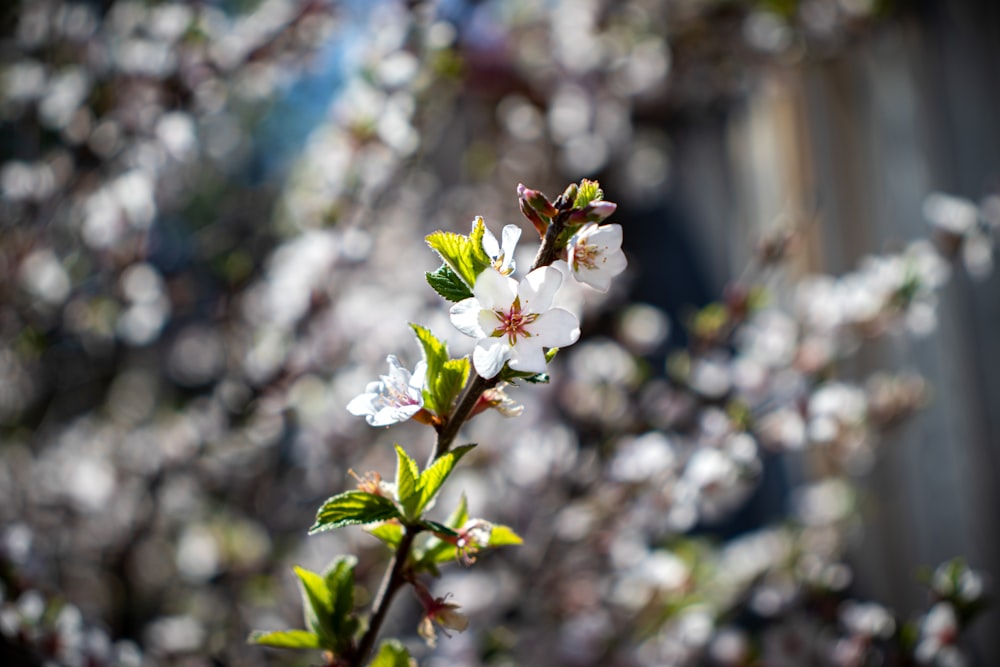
[
  {"x1": 370, "y1": 639, "x2": 414, "y2": 667},
  {"x1": 395, "y1": 445, "x2": 422, "y2": 519},
  {"x1": 500, "y1": 367, "x2": 550, "y2": 384},
  {"x1": 410, "y1": 324, "x2": 470, "y2": 418},
  {"x1": 425, "y1": 216, "x2": 493, "y2": 289},
  {"x1": 309, "y1": 491, "x2": 402, "y2": 534},
  {"x1": 248, "y1": 629, "x2": 322, "y2": 649},
  {"x1": 426, "y1": 264, "x2": 474, "y2": 302},
  {"x1": 422, "y1": 519, "x2": 460, "y2": 538},
  {"x1": 366, "y1": 522, "x2": 403, "y2": 549}
]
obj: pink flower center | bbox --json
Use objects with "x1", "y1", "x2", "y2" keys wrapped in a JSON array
[{"x1": 491, "y1": 297, "x2": 539, "y2": 345}]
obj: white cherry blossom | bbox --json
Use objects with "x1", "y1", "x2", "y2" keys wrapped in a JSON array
[
  {"x1": 566, "y1": 222, "x2": 627, "y2": 291},
  {"x1": 450, "y1": 266, "x2": 580, "y2": 378},
  {"x1": 346, "y1": 354, "x2": 426, "y2": 426},
  {"x1": 482, "y1": 222, "x2": 521, "y2": 275}
]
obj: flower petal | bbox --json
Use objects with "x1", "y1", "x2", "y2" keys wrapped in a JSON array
[
  {"x1": 500, "y1": 224, "x2": 522, "y2": 257},
  {"x1": 473, "y1": 339, "x2": 510, "y2": 378},
  {"x1": 589, "y1": 223, "x2": 623, "y2": 250},
  {"x1": 530, "y1": 307, "x2": 580, "y2": 348},
  {"x1": 574, "y1": 266, "x2": 614, "y2": 292},
  {"x1": 346, "y1": 393, "x2": 378, "y2": 416},
  {"x1": 518, "y1": 266, "x2": 562, "y2": 313},
  {"x1": 450, "y1": 298, "x2": 486, "y2": 338},
  {"x1": 370, "y1": 403, "x2": 422, "y2": 427},
  {"x1": 482, "y1": 225, "x2": 500, "y2": 258},
  {"x1": 473, "y1": 269, "x2": 517, "y2": 311},
  {"x1": 409, "y1": 360, "x2": 428, "y2": 390},
  {"x1": 478, "y1": 308, "x2": 500, "y2": 336},
  {"x1": 509, "y1": 337, "x2": 546, "y2": 374}
]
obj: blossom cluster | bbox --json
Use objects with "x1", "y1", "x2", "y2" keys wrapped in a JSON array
[{"x1": 347, "y1": 183, "x2": 626, "y2": 427}]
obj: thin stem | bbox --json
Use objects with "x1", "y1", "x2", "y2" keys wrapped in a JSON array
[
  {"x1": 351, "y1": 528, "x2": 418, "y2": 666},
  {"x1": 430, "y1": 371, "x2": 498, "y2": 465},
  {"x1": 530, "y1": 207, "x2": 571, "y2": 272}
]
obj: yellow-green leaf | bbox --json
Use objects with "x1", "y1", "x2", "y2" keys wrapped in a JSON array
[
  {"x1": 425, "y1": 216, "x2": 492, "y2": 288},
  {"x1": 489, "y1": 524, "x2": 524, "y2": 547},
  {"x1": 248, "y1": 630, "x2": 321, "y2": 649},
  {"x1": 395, "y1": 445, "x2": 421, "y2": 518}
]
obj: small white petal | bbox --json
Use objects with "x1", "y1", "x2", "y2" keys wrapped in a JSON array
[
  {"x1": 473, "y1": 339, "x2": 511, "y2": 378},
  {"x1": 575, "y1": 267, "x2": 614, "y2": 291},
  {"x1": 530, "y1": 307, "x2": 580, "y2": 347},
  {"x1": 482, "y1": 226, "x2": 500, "y2": 258},
  {"x1": 346, "y1": 393, "x2": 378, "y2": 416},
  {"x1": 478, "y1": 308, "x2": 500, "y2": 336},
  {"x1": 410, "y1": 360, "x2": 428, "y2": 390},
  {"x1": 519, "y1": 266, "x2": 562, "y2": 313},
  {"x1": 500, "y1": 224, "x2": 521, "y2": 256},
  {"x1": 590, "y1": 223, "x2": 623, "y2": 249},
  {"x1": 474, "y1": 269, "x2": 517, "y2": 311},
  {"x1": 509, "y1": 337, "x2": 547, "y2": 373},
  {"x1": 370, "y1": 404, "x2": 421, "y2": 427},
  {"x1": 451, "y1": 298, "x2": 486, "y2": 337}
]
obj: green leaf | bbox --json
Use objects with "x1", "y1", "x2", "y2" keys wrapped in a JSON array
[
  {"x1": 426, "y1": 264, "x2": 474, "y2": 302},
  {"x1": 573, "y1": 178, "x2": 603, "y2": 208},
  {"x1": 409, "y1": 324, "x2": 456, "y2": 416},
  {"x1": 425, "y1": 216, "x2": 492, "y2": 289},
  {"x1": 248, "y1": 629, "x2": 322, "y2": 649},
  {"x1": 366, "y1": 522, "x2": 403, "y2": 549},
  {"x1": 309, "y1": 491, "x2": 401, "y2": 534},
  {"x1": 409, "y1": 324, "x2": 469, "y2": 417},
  {"x1": 416, "y1": 444, "x2": 476, "y2": 516},
  {"x1": 294, "y1": 566, "x2": 334, "y2": 640},
  {"x1": 422, "y1": 520, "x2": 459, "y2": 538},
  {"x1": 435, "y1": 358, "x2": 470, "y2": 418},
  {"x1": 445, "y1": 494, "x2": 470, "y2": 530},
  {"x1": 395, "y1": 445, "x2": 421, "y2": 519},
  {"x1": 488, "y1": 524, "x2": 524, "y2": 547},
  {"x1": 370, "y1": 639, "x2": 414, "y2": 667},
  {"x1": 324, "y1": 556, "x2": 357, "y2": 642}
]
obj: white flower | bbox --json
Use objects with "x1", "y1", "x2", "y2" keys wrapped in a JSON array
[
  {"x1": 566, "y1": 223, "x2": 627, "y2": 291},
  {"x1": 346, "y1": 355, "x2": 426, "y2": 426},
  {"x1": 482, "y1": 222, "x2": 521, "y2": 275},
  {"x1": 915, "y1": 602, "x2": 960, "y2": 665},
  {"x1": 450, "y1": 266, "x2": 580, "y2": 378}
]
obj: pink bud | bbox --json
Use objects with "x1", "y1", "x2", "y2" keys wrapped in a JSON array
[
  {"x1": 567, "y1": 200, "x2": 618, "y2": 224},
  {"x1": 519, "y1": 197, "x2": 549, "y2": 238},
  {"x1": 517, "y1": 183, "x2": 558, "y2": 217}
]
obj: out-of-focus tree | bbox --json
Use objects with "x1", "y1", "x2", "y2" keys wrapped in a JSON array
[{"x1": 1, "y1": 1, "x2": 996, "y2": 666}]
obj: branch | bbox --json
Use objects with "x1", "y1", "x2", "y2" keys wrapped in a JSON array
[
  {"x1": 353, "y1": 203, "x2": 574, "y2": 665},
  {"x1": 350, "y1": 527, "x2": 419, "y2": 666}
]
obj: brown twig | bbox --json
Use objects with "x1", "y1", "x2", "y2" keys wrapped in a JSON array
[{"x1": 350, "y1": 527, "x2": 418, "y2": 666}]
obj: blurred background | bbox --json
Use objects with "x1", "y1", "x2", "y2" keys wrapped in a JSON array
[{"x1": 1, "y1": 0, "x2": 998, "y2": 665}]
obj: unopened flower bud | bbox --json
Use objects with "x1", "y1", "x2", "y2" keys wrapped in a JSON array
[
  {"x1": 519, "y1": 198, "x2": 549, "y2": 237},
  {"x1": 567, "y1": 200, "x2": 618, "y2": 224},
  {"x1": 561, "y1": 183, "x2": 579, "y2": 204},
  {"x1": 517, "y1": 183, "x2": 558, "y2": 216}
]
